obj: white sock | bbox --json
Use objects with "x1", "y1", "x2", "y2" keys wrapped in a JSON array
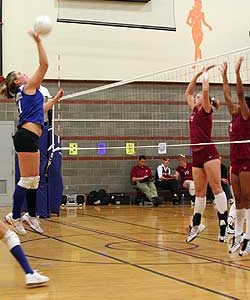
[
  {"x1": 194, "y1": 197, "x2": 206, "y2": 214},
  {"x1": 214, "y1": 191, "x2": 228, "y2": 214},
  {"x1": 245, "y1": 209, "x2": 250, "y2": 239},
  {"x1": 230, "y1": 185, "x2": 235, "y2": 199},
  {"x1": 228, "y1": 202, "x2": 236, "y2": 220},
  {"x1": 235, "y1": 209, "x2": 245, "y2": 237},
  {"x1": 3, "y1": 229, "x2": 20, "y2": 250},
  {"x1": 189, "y1": 181, "x2": 195, "y2": 196}
]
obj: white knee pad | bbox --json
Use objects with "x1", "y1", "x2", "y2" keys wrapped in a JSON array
[
  {"x1": 3, "y1": 229, "x2": 20, "y2": 250},
  {"x1": 31, "y1": 176, "x2": 40, "y2": 189},
  {"x1": 17, "y1": 176, "x2": 40, "y2": 189},
  {"x1": 18, "y1": 177, "x2": 35, "y2": 189}
]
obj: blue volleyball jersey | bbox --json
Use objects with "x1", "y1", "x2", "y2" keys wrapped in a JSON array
[{"x1": 16, "y1": 86, "x2": 44, "y2": 128}]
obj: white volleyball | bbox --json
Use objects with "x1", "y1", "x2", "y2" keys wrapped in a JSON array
[{"x1": 34, "y1": 16, "x2": 52, "y2": 35}]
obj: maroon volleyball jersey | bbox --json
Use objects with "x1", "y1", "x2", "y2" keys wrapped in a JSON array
[
  {"x1": 176, "y1": 162, "x2": 193, "y2": 184},
  {"x1": 229, "y1": 113, "x2": 250, "y2": 163},
  {"x1": 130, "y1": 165, "x2": 152, "y2": 179},
  {"x1": 189, "y1": 107, "x2": 213, "y2": 150}
]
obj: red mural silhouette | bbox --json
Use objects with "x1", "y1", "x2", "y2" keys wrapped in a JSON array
[{"x1": 186, "y1": 0, "x2": 212, "y2": 62}]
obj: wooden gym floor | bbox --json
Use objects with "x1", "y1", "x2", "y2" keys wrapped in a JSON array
[{"x1": 0, "y1": 204, "x2": 250, "y2": 300}]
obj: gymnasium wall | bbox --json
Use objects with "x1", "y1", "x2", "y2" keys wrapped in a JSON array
[
  {"x1": 2, "y1": 0, "x2": 250, "y2": 80},
  {"x1": 1, "y1": 1, "x2": 249, "y2": 195},
  {"x1": 0, "y1": 78, "x2": 235, "y2": 194},
  {"x1": 29, "y1": 81, "x2": 238, "y2": 194}
]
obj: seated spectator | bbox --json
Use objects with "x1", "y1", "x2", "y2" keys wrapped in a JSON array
[
  {"x1": 175, "y1": 154, "x2": 195, "y2": 205},
  {"x1": 155, "y1": 158, "x2": 179, "y2": 203},
  {"x1": 131, "y1": 155, "x2": 159, "y2": 206},
  {"x1": 220, "y1": 156, "x2": 234, "y2": 204}
]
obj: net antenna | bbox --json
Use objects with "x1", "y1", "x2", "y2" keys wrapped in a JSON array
[
  {"x1": 45, "y1": 108, "x2": 54, "y2": 177},
  {"x1": 56, "y1": 53, "x2": 61, "y2": 145}
]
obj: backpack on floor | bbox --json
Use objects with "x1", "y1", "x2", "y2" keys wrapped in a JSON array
[
  {"x1": 86, "y1": 190, "x2": 98, "y2": 205},
  {"x1": 95, "y1": 189, "x2": 110, "y2": 205},
  {"x1": 86, "y1": 189, "x2": 110, "y2": 205}
]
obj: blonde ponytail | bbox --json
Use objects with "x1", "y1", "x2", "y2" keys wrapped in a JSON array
[{"x1": 0, "y1": 71, "x2": 17, "y2": 98}]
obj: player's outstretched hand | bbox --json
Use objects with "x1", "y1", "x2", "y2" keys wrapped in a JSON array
[
  {"x1": 204, "y1": 64, "x2": 216, "y2": 72},
  {"x1": 219, "y1": 61, "x2": 228, "y2": 77},
  {"x1": 235, "y1": 56, "x2": 244, "y2": 74},
  {"x1": 54, "y1": 89, "x2": 64, "y2": 103},
  {"x1": 28, "y1": 30, "x2": 42, "y2": 43}
]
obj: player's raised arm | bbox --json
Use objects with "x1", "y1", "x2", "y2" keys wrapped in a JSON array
[
  {"x1": 235, "y1": 57, "x2": 250, "y2": 120},
  {"x1": 24, "y1": 31, "x2": 49, "y2": 94},
  {"x1": 220, "y1": 61, "x2": 234, "y2": 115},
  {"x1": 185, "y1": 70, "x2": 203, "y2": 110},
  {"x1": 201, "y1": 70, "x2": 211, "y2": 113}
]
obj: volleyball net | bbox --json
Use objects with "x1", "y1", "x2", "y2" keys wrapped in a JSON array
[{"x1": 51, "y1": 46, "x2": 250, "y2": 159}]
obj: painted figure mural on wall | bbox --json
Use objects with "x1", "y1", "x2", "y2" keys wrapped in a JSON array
[{"x1": 186, "y1": 0, "x2": 212, "y2": 63}]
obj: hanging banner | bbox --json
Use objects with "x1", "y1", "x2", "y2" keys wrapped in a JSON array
[
  {"x1": 97, "y1": 142, "x2": 107, "y2": 155},
  {"x1": 126, "y1": 142, "x2": 135, "y2": 155},
  {"x1": 158, "y1": 143, "x2": 167, "y2": 154},
  {"x1": 69, "y1": 143, "x2": 78, "y2": 155}
]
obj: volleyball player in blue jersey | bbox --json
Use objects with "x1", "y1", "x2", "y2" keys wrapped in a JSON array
[
  {"x1": 0, "y1": 30, "x2": 63, "y2": 235},
  {"x1": 20, "y1": 85, "x2": 53, "y2": 233}
]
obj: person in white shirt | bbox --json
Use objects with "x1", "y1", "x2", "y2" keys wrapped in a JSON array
[
  {"x1": 155, "y1": 158, "x2": 179, "y2": 202},
  {"x1": 39, "y1": 85, "x2": 51, "y2": 99}
]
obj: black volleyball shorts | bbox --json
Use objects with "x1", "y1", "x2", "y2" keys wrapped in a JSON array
[{"x1": 12, "y1": 127, "x2": 39, "y2": 152}]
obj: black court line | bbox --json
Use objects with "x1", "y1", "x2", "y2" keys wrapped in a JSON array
[
  {"x1": 105, "y1": 240, "x2": 197, "y2": 251},
  {"x1": 153, "y1": 206, "x2": 219, "y2": 221},
  {"x1": 136, "y1": 204, "x2": 221, "y2": 224},
  {"x1": 25, "y1": 255, "x2": 121, "y2": 265},
  {"x1": 22, "y1": 226, "x2": 250, "y2": 266},
  {"x1": 35, "y1": 222, "x2": 241, "y2": 300},
  {"x1": 46, "y1": 218, "x2": 250, "y2": 272},
  {"x1": 22, "y1": 221, "x2": 250, "y2": 266},
  {"x1": 21, "y1": 232, "x2": 246, "y2": 266},
  {"x1": 105, "y1": 204, "x2": 223, "y2": 222},
  {"x1": 77, "y1": 210, "x2": 226, "y2": 243},
  {"x1": 21, "y1": 234, "x2": 216, "y2": 266},
  {"x1": 25, "y1": 252, "x2": 250, "y2": 267}
]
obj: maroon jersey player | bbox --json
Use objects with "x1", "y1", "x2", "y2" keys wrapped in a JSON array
[
  {"x1": 185, "y1": 66, "x2": 228, "y2": 243},
  {"x1": 220, "y1": 57, "x2": 250, "y2": 256},
  {"x1": 176, "y1": 155, "x2": 195, "y2": 200}
]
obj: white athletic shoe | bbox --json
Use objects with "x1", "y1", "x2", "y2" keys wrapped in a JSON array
[
  {"x1": 218, "y1": 235, "x2": 227, "y2": 243},
  {"x1": 22, "y1": 213, "x2": 43, "y2": 234},
  {"x1": 226, "y1": 216, "x2": 235, "y2": 234},
  {"x1": 25, "y1": 271, "x2": 49, "y2": 287},
  {"x1": 229, "y1": 234, "x2": 243, "y2": 254},
  {"x1": 186, "y1": 224, "x2": 206, "y2": 243},
  {"x1": 4, "y1": 212, "x2": 27, "y2": 235},
  {"x1": 226, "y1": 224, "x2": 235, "y2": 235},
  {"x1": 239, "y1": 239, "x2": 250, "y2": 257}
]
